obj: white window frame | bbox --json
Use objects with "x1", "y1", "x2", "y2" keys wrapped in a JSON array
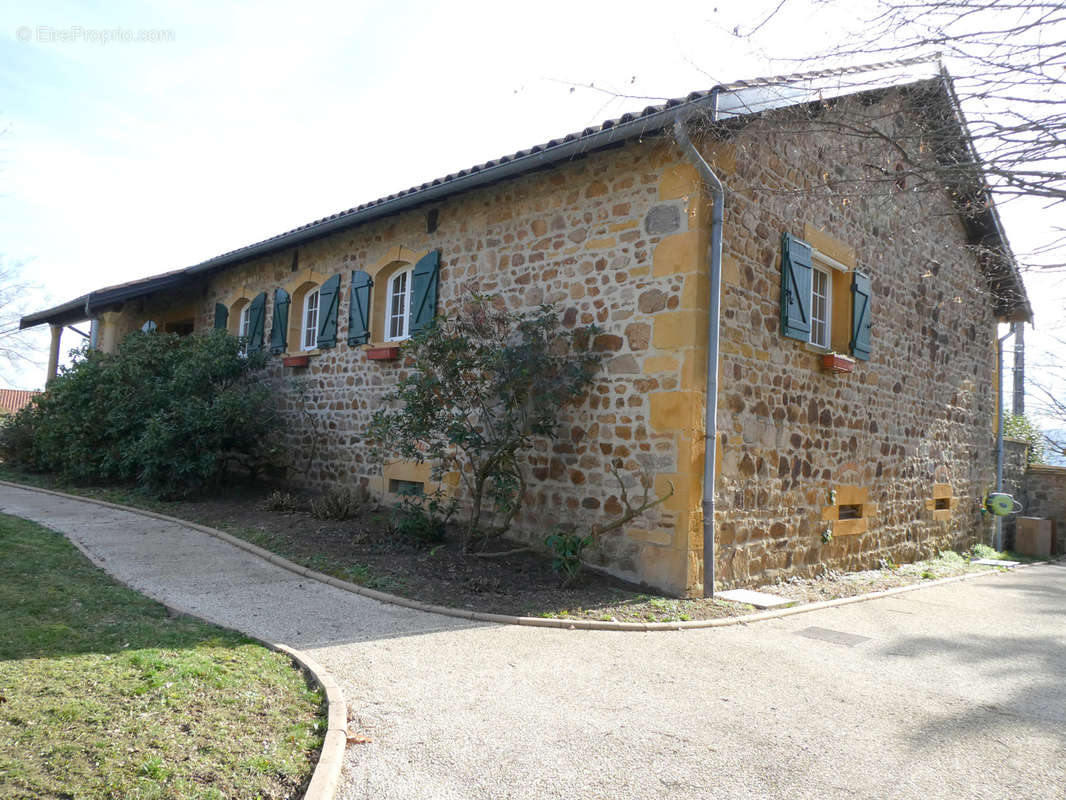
[
  {"x1": 810, "y1": 264, "x2": 832, "y2": 349},
  {"x1": 236, "y1": 304, "x2": 252, "y2": 356},
  {"x1": 302, "y1": 288, "x2": 320, "y2": 351},
  {"x1": 809, "y1": 250, "x2": 851, "y2": 350},
  {"x1": 385, "y1": 268, "x2": 413, "y2": 342}
]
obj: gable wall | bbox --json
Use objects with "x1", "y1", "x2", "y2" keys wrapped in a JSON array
[{"x1": 707, "y1": 94, "x2": 1000, "y2": 586}]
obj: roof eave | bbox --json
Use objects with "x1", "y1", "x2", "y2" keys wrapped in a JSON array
[{"x1": 20, "y1": 296, "x2": 90, "y2": 330}]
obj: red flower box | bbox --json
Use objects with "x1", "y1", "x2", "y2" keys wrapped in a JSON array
[
  {"x1": 366, "y1": 346, "x2": 401, "y2": 361},
  {"x1": 820, "y1": 353, "x2": 855, "y2": 373},
  {"x1": 282, "y1": 355, "x2": 310, "y2": 368}
]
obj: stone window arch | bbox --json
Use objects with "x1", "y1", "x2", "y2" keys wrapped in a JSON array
[
  {"x1": 371, "y1": 258, "x2": 416, "y2": 343},
  {"x1": 384, "y1": 265, "x2": 414, "y2": 341}
]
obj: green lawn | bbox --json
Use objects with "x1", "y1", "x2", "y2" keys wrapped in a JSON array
[{"x1": 0, "y1": 514, "x2": 324, "y2": 800}]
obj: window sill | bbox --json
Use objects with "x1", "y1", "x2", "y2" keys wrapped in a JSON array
[
  {"x1": 363, "y1": 339, "x2": 410, "y2": 350},
  {"x1": 280, "y1": 348, "x2": 325, "y2": 365},
  {"x1": 365, "y1": 346, "x2": 401, "y2": 361},
  {"x1": 819, "y1": 352, "x2": 855, "y2": 374}
]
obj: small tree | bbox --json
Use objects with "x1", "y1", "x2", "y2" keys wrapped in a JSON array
[{"x1": 370, "y1": 298, "x2": 602, "y2": 551}]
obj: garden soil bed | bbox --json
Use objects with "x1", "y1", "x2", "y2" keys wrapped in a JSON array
[{"x1": 0, "y1": 470, "x2": 1032, "y2": 623}]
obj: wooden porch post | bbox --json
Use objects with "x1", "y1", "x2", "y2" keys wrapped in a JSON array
[{"x1": 46, "y1": 324, "x2": 62, "y2": 384}]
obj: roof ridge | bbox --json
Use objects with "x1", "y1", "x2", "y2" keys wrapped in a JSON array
[{"x1": 720, "y1": 53, "x2": 941, "y2": 91}]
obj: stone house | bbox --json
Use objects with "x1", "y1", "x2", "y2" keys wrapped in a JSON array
[{"x1": 22, "y1": 59, "x2": 1031, "y2": 596}]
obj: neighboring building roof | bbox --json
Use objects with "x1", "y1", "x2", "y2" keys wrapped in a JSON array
[
  {"x1": 22, "y1": 56, "x2": 1030, "y2": 328},
  {"x1": 0, "y1": 389, "x2": 39, "y2": 415}
]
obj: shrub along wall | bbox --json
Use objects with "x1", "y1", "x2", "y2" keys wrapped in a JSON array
[{"x1": 0, "y1": 331, "x2": 277, "y2": 497}]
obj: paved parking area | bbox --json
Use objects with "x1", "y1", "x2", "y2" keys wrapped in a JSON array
[{"x1": 3, "y1": 484, "x2": 1062, "y2": 800}]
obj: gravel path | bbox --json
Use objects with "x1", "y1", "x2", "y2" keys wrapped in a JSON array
[{"x1": 3, "y1": 484, "x2": 1063, "y2": 800}]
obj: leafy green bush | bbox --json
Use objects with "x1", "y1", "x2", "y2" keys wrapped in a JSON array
[
  {"x1": 1004, "y1": 413, "x2": 1045, "y2": 465},
  {"x1": 0, "y1": 329, "x2": 278, "y2": 496},
  {"x1": 370, "y1": 297, "x2": 601, "y2": 551},
  {"x1": 389, "y1": 490, "x2": 457, "y2": 543},
  {"x1": 545, "y1": 527, "x2": 594, "y2": 585}
]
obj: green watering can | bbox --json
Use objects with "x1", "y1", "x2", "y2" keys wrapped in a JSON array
[{"x1": 986, "y1": 493, "x2": 1023, "y2": 517}]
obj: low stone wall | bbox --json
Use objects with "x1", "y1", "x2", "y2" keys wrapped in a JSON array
[
  {"x1": 1025, "y1": 465, "x2": 1066, "y2": 554},
  {"x1": 1001, "y1": 438, "x2": 1029, "y2": 548}
]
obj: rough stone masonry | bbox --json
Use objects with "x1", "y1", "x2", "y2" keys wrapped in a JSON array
[{"x1": 91, "y1": 86, "x2": 1013, "y2": 596}]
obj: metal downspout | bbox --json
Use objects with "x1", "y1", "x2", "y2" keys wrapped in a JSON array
[
  {"x1": 674, "y1": 101, "x2": 724, "y2": 598},
  {"x1": 995, "y1": 325, "x2": 1016, "y2": 551},
  {"x1": 84, "y1": 297, "x2": 98, "y2": 350}
]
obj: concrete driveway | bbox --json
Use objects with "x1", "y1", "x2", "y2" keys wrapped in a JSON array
[{"x1": 1, "y1": 484, "x2": 1062, "y2": 800}]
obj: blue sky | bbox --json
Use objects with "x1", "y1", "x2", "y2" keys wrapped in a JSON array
[{"x1": 1, "y1": 0, "x2": 1061, "y2": 427}]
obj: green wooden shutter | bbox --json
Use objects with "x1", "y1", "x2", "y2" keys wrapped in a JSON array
[
  {"x1": 410, "y1": 250, "x2": 440, "y2": 335},
  {"x1": 316, "y1": 274, "x2": 341, "y2": 348},
  {"x1": 214, "y1": 303, "x2": 228, "y2": 330},
  {"x1": 850, "y1": 270, "x2": 872, "y2": 361},
  {"x1": 247, "y1": 292, "x2": 267, "y2": 354},
  {"x1": 347, "y1": 270, "x2": 373, "y2": 346},
  {"x1": 270, "y1": 288, "x2": 290, "y2": 354},
  {"x1": 780, "y1": 233, "x2": 812, "y2": 341}
]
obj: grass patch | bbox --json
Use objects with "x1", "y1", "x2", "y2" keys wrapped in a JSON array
[
  {"x1": 0, "y1": 514, "x2": 323, "y2": 799},
  {"x1": 969, "y1": 542, "x2": 1041, "y2": 563}
]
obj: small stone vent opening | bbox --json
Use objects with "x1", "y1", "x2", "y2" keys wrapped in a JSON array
[
  {"x1": 820, "y1": 485, "x2": 876, "y2": 537},
  {"x1": 838, "y1": 504, "x2": 863, "y2": 520},
  {"x1": 926, "y1": 483, "x2": 956, "y2": 521},
  {"x1": 389, "y1": 479, "x2": 425, "y2": 496}
]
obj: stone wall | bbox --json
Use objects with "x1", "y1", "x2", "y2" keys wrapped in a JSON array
[
  {"x1": 101, "y1": 86, "x2": 1011, "y2": 595},
  {"x1": 119, "y1": 140, "x2": 711, "y2": 595},
  {"x1": 1001, "y1": 438, "x2": 1029, "y2": 548},
  {"x1": 1024, "y1": 466, "x2": 1066, "y2": 554},
  {"x1": 705, "y1": 92, "x2": 1000, "y2": 586}
]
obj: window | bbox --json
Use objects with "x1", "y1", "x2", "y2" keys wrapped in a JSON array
[
  {"x1": 386, "y1": 268, "x2": 413, "y2": 341},
  {"x1": 780, "y1": 233, "x2": 872, "y2": 361},
  {"x1": 302, "y1": 288, "x2": 319, "y2": 350},
  {"x1": 238, "y1": 305, "x2": 251, "y2": 339},
  {"x1": 810, "y1": 265, "x2": 831, "y2": 348},
  {"x1": 389, "y1": 479, "x2": 424, "y2": 496}
]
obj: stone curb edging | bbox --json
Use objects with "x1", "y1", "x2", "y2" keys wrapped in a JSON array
[
  {"x1": 0, "y1": 480, "x2": 1053, "y2": 636},
  {"x1": 0, "y1": 483, "x2": 347, "y2": 800}
]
